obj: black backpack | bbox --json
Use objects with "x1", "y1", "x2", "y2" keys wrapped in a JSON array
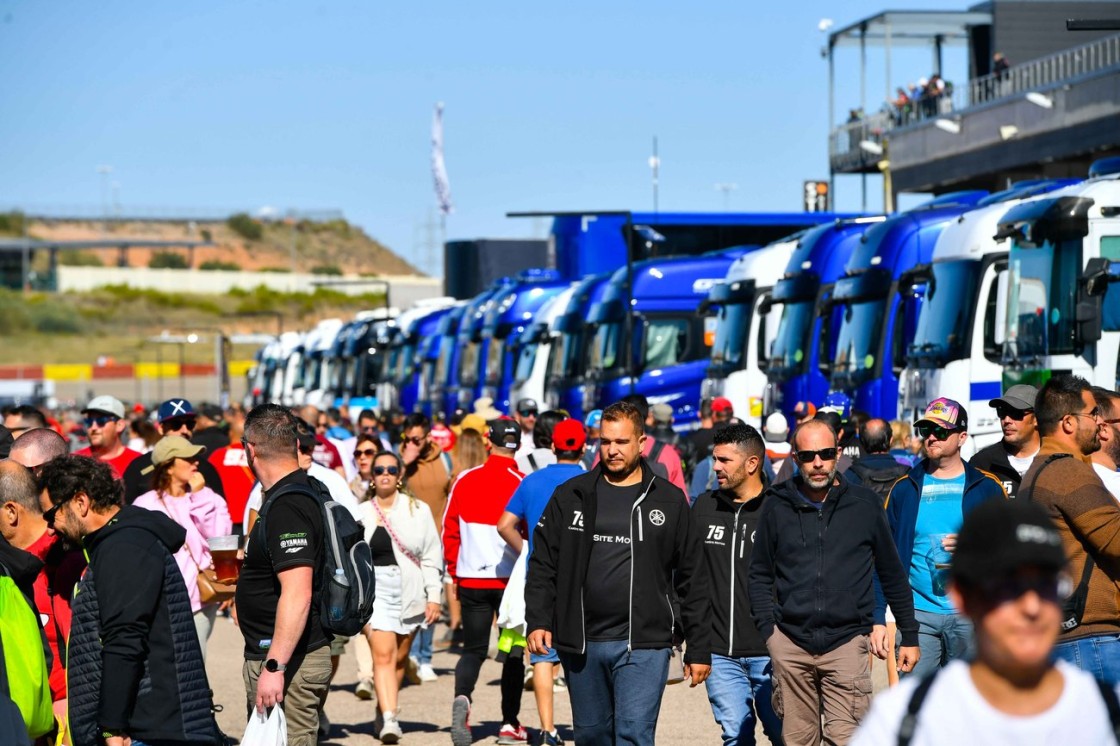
[
  {"x1": 849, "y1": 459, "x2": 909, "y2": 505},
  {"x1": 259, "y1": 477, "x2": 375, "y2": 637}
]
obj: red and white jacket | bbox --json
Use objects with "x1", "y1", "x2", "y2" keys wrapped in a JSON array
[{"x1": 442, "y1": 454, "x2": 523, "y2": 589}]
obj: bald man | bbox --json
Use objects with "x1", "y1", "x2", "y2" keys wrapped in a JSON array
[{"x1": 9, "y1": 428, "x2": 70, "y2": 473}]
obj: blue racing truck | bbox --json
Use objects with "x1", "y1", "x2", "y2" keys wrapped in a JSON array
[{"x1": 582, "y1": 249, "x2": 747, "y2": 428}]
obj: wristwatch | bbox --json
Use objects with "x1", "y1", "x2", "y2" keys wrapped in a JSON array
[{"x1": 264, "y1": 658, "x2": 287, "y2": 673}]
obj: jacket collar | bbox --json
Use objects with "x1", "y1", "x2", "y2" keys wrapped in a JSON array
[
  {"x1": 1038, "y1": 438, "x2": 1094, "y2": 465},
  {"x1": 568, "y1": 458, "x2": 659, "y2": 500},
  {"x1": 905, "y1": 458, "x2": 993, "y2": 491},
  {"x1": 772, "y1": 473, "x2": 847, "y2": 510}
]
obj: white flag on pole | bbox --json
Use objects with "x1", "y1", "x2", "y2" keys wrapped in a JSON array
[{"x1": 432, "y1": 102, "x2": 453, "y2": 215}]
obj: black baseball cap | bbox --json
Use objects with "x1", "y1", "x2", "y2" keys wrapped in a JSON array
[
  {"x1": 952, "y1": 498, "x2": 1067, "y2": 586},
  {"x1": 488, "y1": 418, "x2": 521, "y2": 449}
]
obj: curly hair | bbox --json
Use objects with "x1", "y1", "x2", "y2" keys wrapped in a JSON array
[{"x1": 38, "y1": 454, "x2": 122, "y2": 512}]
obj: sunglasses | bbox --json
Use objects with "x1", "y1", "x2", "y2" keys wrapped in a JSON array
[
  {"x1": 84, "y1": 415, "x2": 118, "y2": 428},
  {"x1": 518, "y1": 410, "x2": 538, "y2": 418},
  {"x1": 795, "y1": 448, "x2": 838, "y2": 463},
  {"x1": 360, "y1": 425, "x2": 379, "y2": 433},
  {"x1": 43, "y1": 493, "x2": 77, "y2": 527},
  {"x1": 915, "y1": 424, "x2": 963, "y2": 441},
  {"x1": 163, "y1": 417, "x2": 196, "y2": 432},
  {"x1": 994, "y1": 406, "x2": 1032, "y2": 421},
  {"x1": 403, "y1": 436, "x2": 426, "y2": 446},
  {"x1": 354, "y1": 448, "x2": 378, "y2": 458},
  {"x1": 980, "y1": 574, "x2": 1071, "y2": 604},
  {"x1": 373, "y1": 465, "x2": 400, "y2": 476}
]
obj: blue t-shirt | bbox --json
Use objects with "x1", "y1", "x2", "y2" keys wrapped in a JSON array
[
  {"x1": 504, "y1": 463, "x2": 586, "y2": 556},
  {"x1": 911, "y1": 472, "x2": 966, "y2": 613}
]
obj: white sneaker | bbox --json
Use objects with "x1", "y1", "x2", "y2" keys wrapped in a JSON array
[
  {"x1": 405, "y1": 656, "x2": 421, "y2": 685},
  {"x1": 418, "y1": 663, "x2": 438, "y2": 682},
  {"x1": 356, "y1": 677, "x2": 375, "y2": 700},
  {"x1": 379, "y1": 711, "x2": 403, "y2": 744}
]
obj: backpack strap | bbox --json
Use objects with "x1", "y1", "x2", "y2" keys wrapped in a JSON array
[
  {"x1": 255, "y1": 478, "x2": 328, "y2": 564},
  {"x1": 897, "y1": 671, "x2": 939, "y2": 746},
  {"x1": 1021, "y1": 453, "x2": 1073, "y2": 500},
  {"x1": 650, "y1": 439, "x2": 666, "y2": 464},
  {"x1": 527, "y1": 453, "x2": 539, "y2": 472},
  {"x1": 1095, "y1": 679, "x2": 1120, "y2": 743}
]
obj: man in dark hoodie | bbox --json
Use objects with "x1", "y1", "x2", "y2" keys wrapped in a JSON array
[
  {"x1": 748, "y1": 419, "x2": 919, "y2": 746},
  {"x1": 38, "y1": 454, "x2": 219, "y2": 746},
  {"x1": 526, "y1": 400, "x2": 709, "y2": 745},
  {"x1": 690, "y1": 423, "x2": 781, "y2": 744}
]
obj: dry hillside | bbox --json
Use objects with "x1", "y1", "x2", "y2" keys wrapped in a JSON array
[{"x1": 24, "y1": 215, "x2": 422, "y2": 275}]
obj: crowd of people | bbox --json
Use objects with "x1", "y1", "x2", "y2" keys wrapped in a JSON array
[{"x1": 4, "y1": 374, "x2": 1120, "y2": 745}]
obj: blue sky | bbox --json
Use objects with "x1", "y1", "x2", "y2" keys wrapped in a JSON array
[{"x1": 0, "y1": 0, "x2": 969, "y2": 275}]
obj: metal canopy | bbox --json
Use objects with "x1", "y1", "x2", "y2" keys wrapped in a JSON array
[{"x1": 828, "y1": 10, "x2": 992, "y2": 49}]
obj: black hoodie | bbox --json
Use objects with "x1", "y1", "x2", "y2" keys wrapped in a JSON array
[
  {"x1": 524, "y1": 459, "x2": 708, "y2": 663},
  {"x1": 68, "y1": 506, "x2": 219, "y2": 746},
  {"x1": 689, "y1": 488, "x2": 769, "y2": 662},
  {"x1": 747, "y1": 474, "x2": 918, "y2": 656}
]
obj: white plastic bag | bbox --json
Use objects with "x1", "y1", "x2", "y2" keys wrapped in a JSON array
[{"x1": 242, "y1": 706, "x2": 287, "y2": 746}]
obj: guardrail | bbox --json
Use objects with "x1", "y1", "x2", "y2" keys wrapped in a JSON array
[{"x1": 829, "y1": 31, "x2": 1120, "y2": 163}]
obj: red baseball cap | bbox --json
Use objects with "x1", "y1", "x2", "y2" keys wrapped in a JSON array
[
  {"x1": 712, "y1": 397, "x2": 733, "y2": 414},
  {"x1": 551, "y1": 418, "x2": 587, "y2": 450}
]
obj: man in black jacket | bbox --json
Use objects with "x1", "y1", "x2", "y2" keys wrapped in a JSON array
[
  {"x1": 691, "y1": 423, "x2": 781, "y2": 745},
  {"x1": 526, "y1": 400, "x2": 709, "y2": 746},
  {"x1": 969, "y1": 384, "x2": 1040, "y2": 500},
  {"x1": 748, "y1": 419, "x2": 919, "y2": 746},
  {"x1": 38, "y1": 454, "x2": 220, "y2": 746}
]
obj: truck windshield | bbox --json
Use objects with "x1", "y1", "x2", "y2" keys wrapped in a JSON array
[
  {"x1": 484, "y1": 338, "x2": 505, "y2": 385},
  {"x1": 767, "y1": 301, "x2": 814, "y2": 382},
  {"x1": 711, "y1": 301, "x2": 751, "y2": 368},
  {"x1": 394, "y1": 342, "x2": 417, "y2": 385},
  {"x1": 590, "y1": 322, "x2": 622, "y2": 374},
  {"x1": 458, "y1": 340, "x2": 480, "y2": 386},
  {"x1": 908, "y1": 260, "x2": 979, "y2": 367},
  {"x1": 832, "y1": 298, "x2": 888, "y2": 388},
  {"x1": 434, "y1": 336, "x2": 455, "y2": 388},
  {"x1": 514, "y1": 341, "x2": 537, "y2": 385},
  {"x1": 359, "y1": 352, "x2": 382, "y2": 394},
  {"x1": 643, "y1": 317, "x2": 691, "y2": 369},
  {"x1": 1006, "y1": 238, "x2": 1081, "y2": 359}
]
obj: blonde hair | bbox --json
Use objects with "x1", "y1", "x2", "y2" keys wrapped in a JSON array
[
  {"x1": 451, "y1": 429, "x2": 487, "y2": 483},
  {"x1": 889, "y1": 419, "x2": 911, "y2": 450}
]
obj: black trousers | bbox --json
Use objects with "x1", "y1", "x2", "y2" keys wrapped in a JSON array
[{"x1": 454, "y1": 585, "x2": 524, "y2": 726}]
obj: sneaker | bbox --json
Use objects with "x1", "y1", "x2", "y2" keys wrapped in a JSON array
[
  {"x1": 523, "y1": 666, "x2": 535, "y2": 691},
  {"x1": 380, "y1": 711, "x2": 403, "y2": 744},
  {"x1": 497, "y1": 724, "x2": 529, "y2": 744},
  {"x1": 535, "y1": 731, "x2": 564, "y2": 746},
  {"x1": 419, "y1": 663, "x2": 439, "y2": 682},
  {"x1": 450, "y1": 695, "x2": 472, "y2": 746},
  {"x1": 405, "y1": 656, "x2": 422, "y2": 685},
  {"x1": 553, "y1": 675, "x2": 567, "y2": 692},
  {"x1": 356, "y1": 677, "x2": 375, "y2": 700},
  {"x1": 318, "y1": 710, "x2": 331, "y2": 740}
]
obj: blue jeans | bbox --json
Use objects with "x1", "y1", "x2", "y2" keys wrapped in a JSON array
[
  {"x1": 559, "y1": 640, "x2": 670, "y2": 746},
  {"x1": 705, "y1": 655, "x2": 782, "y2": 745},
  {"x1": 1054, "y1": 633, "x2": 1120, "y2": 684},
  {"x1": 903, "y1": 609, "x2": 974, "y2": 679},
  {"x1": 413, "y1": 623, "x2": 433, "y2": 665}
]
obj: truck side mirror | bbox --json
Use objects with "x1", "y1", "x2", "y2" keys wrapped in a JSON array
[
  {"x1": 1084, "y1": 257, "x2": 1114, "y2": 298},
  {"x1": 758, "y1": 295, "x2": 773, "y2": 316}
]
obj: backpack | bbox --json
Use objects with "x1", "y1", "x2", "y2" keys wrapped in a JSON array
[
  {"x1": 647, "y1": 440, "x2": 670, "y2": 481},
  {"x1": 259, "y1": 477, "x2": 376, "y2": 637},
  {"x1": 897, "y1": 667, "x2": 1120, "y2": 746},
  {"x1": 0, "y1": 562, "x2": 53, "y2": 739},
  {"x1": 849, "y1": 459, "x2": 909, "y2": 505}
]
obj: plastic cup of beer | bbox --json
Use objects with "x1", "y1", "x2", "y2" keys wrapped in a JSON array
[{"x1": 208, "y1": 535, "x2": 242, "y2": 584}]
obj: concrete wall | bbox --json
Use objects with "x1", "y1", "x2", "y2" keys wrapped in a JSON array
[{"x1": 56, "y1": 266, "x2": 442, "y2": 308}]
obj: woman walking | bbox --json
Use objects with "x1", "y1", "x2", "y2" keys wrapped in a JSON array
[
  {"x1": 360, "y1": 450, "x2": 443, "y2": 743},
  {"x1": 133, "y1": 435, "x2": 232, "y2": 657}
]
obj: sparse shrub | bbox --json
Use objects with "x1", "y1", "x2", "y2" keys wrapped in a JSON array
[
  {"x1": 199, "y1": 260, "x2": 240, "y2": 271},
  {"x1": 0, "y1": 211, "x2": 26, "y2": 236},
  {"x1": 311, "y1": 264, "x2": 342, "y2": 276},
  {"x1": 227, "y1": 212, "x2": 263, "y2": 241},
  {"x1": 149, "y1": 251, "x2": 189, "y2": 269},
  {"x1": 58, "y1": 251, "x2": 104, "y2": 267}
]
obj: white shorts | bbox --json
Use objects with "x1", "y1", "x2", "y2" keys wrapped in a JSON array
[{"x1": 370, "y1": 565, "x2": 423, "y2": 636}]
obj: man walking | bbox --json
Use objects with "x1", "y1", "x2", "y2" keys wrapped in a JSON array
[
  {"x1": 1018, "y1": 375, "x2": 1120, "y2": 681},
  {"x1": 123, "y1": 398, "x2": 226, "y2": 502},
  {"x1": 74, "y1": 395, "x2": 141, "y2": 479},
  {"x1": 854, "y1": 499, "x2": 1120, "y2": 745},
  {"x1": 690, "y1": 423, "x2": 781, "y2": 745},
  {"x1": 880, "y1": 398, "x2": 1005, "y2": 678},
  {"x1": 444, "y1": 419, "x2": 526, "y2": 745},
  {"x1": 498, "y1": 418, "x2": 589, "y2": 746},
  {"x1": 1090, "y1": 387, "x2": 1120, "y2": 499},
  {"x1": 748, "y1": 419, "x2": 919, "y2": 746},
  {"x1": 39, "y1": 454, "x2": 220, "y2": 746},
  {"x1": 236, "y1": 404, "x2": 332, "y2": 746},
  {"x1": 845, "y1": 418, "x2": 909, "y2": 503},
  {"x1": 526, "y1": 401, "x2": 709, "y2": 745},
  {"x1": 970, "y1": 384, "x2": 1040, "y2": 499}
]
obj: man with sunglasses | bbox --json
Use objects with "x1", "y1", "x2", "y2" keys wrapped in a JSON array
[
  {"x1": 1020, "y1": 374, "x2": 1120, "y2": 681},
  {"x1": 970, "y1": 384, "x2": 1040, "y2": 500},
  {"x1": 39, "y1": 454, "x2": 222, "y2": 746},
  {"x1": 853, "y1": 498, "x2": 1120, "y2": 745},
  {"x1": 748, "y1": 418, "x2": 919, "y2": 746},
  {"x1": 879, "y1": 398, "x2": 1005, "y2": 680},
  {"x1": 1090, "y1": 387, "x2": 1120, "y2": 499},
  {"x1": 74, "y1": 395, "x2": 141, "y2": 479},
  {"x1": 515, "y1": 398, "x2": 540, "y2": 453},
  {"x1": 122, "y1": 399, "x2": 227, "y2": 504}
]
